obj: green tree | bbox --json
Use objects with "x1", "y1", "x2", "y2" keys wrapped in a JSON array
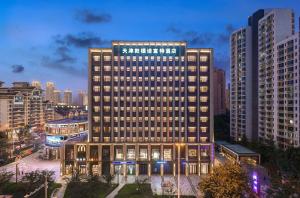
[
  {"x1": 0, "y1": 170, "x2": 14, "y2": 193},
  {"x1": 21, "y1": 170, "x2": 54, "y2": 192},
  {"x1": 199, "y1": 162, "x2": 253, "y2": 198},
  {"x1": 102, "y1": 173, "x2": 115, "y2": 186}
]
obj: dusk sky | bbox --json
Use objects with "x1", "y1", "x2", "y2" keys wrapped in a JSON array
[{"x1": 1, "y1": 0, "x2": 299, "y2": 93}]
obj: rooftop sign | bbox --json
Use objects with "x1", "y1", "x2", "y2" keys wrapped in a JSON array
[{"x1": 113, "y1": 45, "x2": 185, "y2": 56}]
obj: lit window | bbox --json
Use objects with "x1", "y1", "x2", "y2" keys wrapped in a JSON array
[
  {"x1": 104, "y1": 96, "x2": 110, "y2": 102},
  {"x1": 93, "y1": 76, "x2": 100, "y2": 82},
  {"x1": 200, "y1": 55, "x2": 208, "y2": 62},
  {"x1": 188, "y1": 76, "x2": 196, "y2": 82},
  {"x1": 94, "y1": 96, "x2": 100, "y2": 102},
  {"x1": 114, "y1": 56, "x2": 118, "y2": 61},
  {"x1": 188, "y1": 66, "x2": 196, "y2": 72},
  {"x1": 200, "y1": 96, "x2": 208, "y2": 102},
  {"x1": 93, "y1": 86, "x2": 100, "y2": 92},
  {"x1": 200, "y1": 76, "x2": 208, "y2": 82},
  {"x1": 94, "y1": 106, "x2": 100, "y2": 112},
  {"x1": 188, "y1": 55, "x2": 196, "y2": 62},
  {"x1": 104, "y1": 56, "x2": 111, "y2": 61},
  {"x1": 188, "y1": 86, "x2": 196, "y2": 92},
  {"x1": 93, "y1": 56, "x2": 100, "y2": 61},
  {"x1": 93, "y1": 116, "x2": 100, "y2": 122},
  {"x1": 200, "y1": 127, "x2": 207, "y2": 133},
  {"x1": 200, "y1": 66, "x2": 208, "y2": 72},
  {"x1": 200, "y1": 106, "x2": 208, "y2": 112},
  {"x1": 200, "y1": 117, "x2": 208, "y2": 122},
  {"x1": 188, "y1": 106, "x2": 196, "y2": 112},
  {"x1": 104, "y1": 76, "x2": 111, "y2": 82},
  {"x1": 94, "y1": 66, "x2": 100, "y2": 71},
  {"x1": 188, "y1": 96, "x2": 196, "y2": 102},
  {"x1": 200, "y1": 86, "x2": 208, "y2": 92},
  {"x1": 104, "y1": 66, "x2": 111, "y2": 71}
]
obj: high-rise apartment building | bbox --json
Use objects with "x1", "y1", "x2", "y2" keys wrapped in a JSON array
[
  {"x1": 273, "y1": 33, "x2": 299, "y2": 148},
  {"x1": 64, "y1": 89, "x2": 72, "y2": 105},
  {"x1": 231, "y1": 8, "x2": 299, "y2": 148},
  {"x1": 31, "y1": 80, "x2": 41, "y2": 89},
  {"x1": 62, "y1": 41, "x2": 214, "y2": 176},
  {"x1": 230, "y1": 26, "x2": 253, "y2": 141},
  {"x1": 53, "y1": 90, "x2": 61, "y2": 104},
  {"x1": 46, "y1": 82, "x2": 55, "y2": 102},
  {"x1": 258, "y1": 9, "x2": 295, "y2": 148},
  {"x1": 213, "y1": 67, "x2": 226, "y2": 115},
  {"x1": 78, "y1": 90, "x2": 88, "y2": 106}
]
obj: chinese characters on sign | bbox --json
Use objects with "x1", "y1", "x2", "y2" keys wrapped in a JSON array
[{"x1": 114, "y1": 45, "x2": 184, "y2": 56}]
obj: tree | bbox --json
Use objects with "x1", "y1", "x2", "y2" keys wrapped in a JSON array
[
  {"x1": 21, "y1": 170, "x2": 54, "y2": 192},
  {"x1": 199, "y1": 162, "x2": 253, "y2": 198},
  {"x1": 135, "y1": 177, "x2": 148, "y2": 193},
  {"x1": 0, "y1": 170, "x2": 14, "y2": 192},
  {"x1": 102, "y1": 173, "x2": 115, "y2": 186}
]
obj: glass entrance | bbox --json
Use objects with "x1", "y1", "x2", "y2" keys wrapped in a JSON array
[{"x1": 189, "y1": 163, "x2": 197, "y2": 174}]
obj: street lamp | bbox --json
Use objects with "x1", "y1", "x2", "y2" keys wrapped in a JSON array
[{"x1": 176, "y1": 143, "x2": 185, "y2": 198}]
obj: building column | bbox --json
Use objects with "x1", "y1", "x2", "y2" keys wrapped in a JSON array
[
  {"x1": 185, "y1": 145, "x2": 189, "y2": 176},
  {"x1": 110, "y1": 145, "x2": 114, "y2": 175},
  {"x1": 86, "y1": 144, "x2": 90, "y2": 176},
  {"x1": 198, "y1": 145, "x2": 201, "y2": 176},
  {"x1": 160, "y1": 144, "x2": 163, "y2": 176},
  {"x1": 136, "y1": 144, "x2": 139, "y2": 176},
  {"x1": 98, "y1": 144, "x2": 102, "y2": 176},
  {"x1": 60, "y1": 147, "x2": 65, "y2": 175}
]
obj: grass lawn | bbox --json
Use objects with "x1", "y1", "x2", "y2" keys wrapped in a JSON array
[
  {"x1": 64, "y1": 181, "x2": 117, "y2": 198},
  {"x1": 116, "y1": 183, "x2": 153, "y2": 198}
]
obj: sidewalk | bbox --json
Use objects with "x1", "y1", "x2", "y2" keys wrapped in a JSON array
[{"x1": 106, "y1": 182, "x2": 125, "y2": 198}]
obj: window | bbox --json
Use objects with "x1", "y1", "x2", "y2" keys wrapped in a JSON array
[
  {"x1": 94, "y1": 96, "x2": 100, "y2": 102},
  {"x1": 200, "y1": 127, "x2": 207, "y2": 133},
  {"x1": 188, "y1": 55, "x2": 196, "y2": 62},
  {"x1": 127, "y1": 149, "x2": 135, "y2": 159},
  {"x1": 200, "y1": 106, "x2": 208, "y2": 112},
  {"x1": 152, "y1": 149, "x2": 160, "y2": 160},
  {"x1": 200, "y1": 76, "x2": 208, "y2": 82},
  {"x1": 93, "y1": 56, "x2": 100, "y2": 61},
  {"x1": 139, "y1": 149, "x2": 148, "y2": 159},
  {"x1": 200, "y1": 55, "x2": 208, "y2": 62},
  {"x1": 115, "y1": 149, "x2": 123, "y2": 159},
  {"x1": 200, "y1": 66, "x2": 208, "y2": 72},
  {"x1": 200, "y1": 117, "x2": 208, "y2": 122},
  {"x1": 93, "y1": 86, "x2": 100, "y2": 92},
  {"x1": 94, "y1": 66, "x2": 100, "y2": 71},
  {"x1": 163, "y1": 149, "x2": 172, "y2": 160},
  {"x1": 200, "y1": 96, "x2": 208, "y2": 102},
  {"x1": 104, "y1": 56, "x2": 111, "y2": 61},
  {"x1": 188, "y1": 76, "x2": 196, "y2": 82},
  {"x1": 200, "y1": 86, "x2": 208, "y2": 92}
]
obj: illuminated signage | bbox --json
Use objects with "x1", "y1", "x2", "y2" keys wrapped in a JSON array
[
  {"x1": 113, "y1": 45, "x2": 185, "y2": 56},
  {"x1": 45, "y1": 135, "x2": 66, "y2": 147}
]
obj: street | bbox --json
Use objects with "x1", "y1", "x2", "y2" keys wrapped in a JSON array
[{"x1": 0, "y1": 150, "x2": 61, "y2": 182}]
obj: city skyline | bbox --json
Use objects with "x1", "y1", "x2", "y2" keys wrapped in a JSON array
[{"x1": 1, "y1": 0, "x2": 300, "y2": 91}]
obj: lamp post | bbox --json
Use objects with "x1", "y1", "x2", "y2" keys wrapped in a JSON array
[{"x1": 176, "y1": 143, "x2": 184, "y2": 198}]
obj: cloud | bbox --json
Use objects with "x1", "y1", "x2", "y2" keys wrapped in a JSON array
[
  {"x1": 11, "y1": 65, "x2": 25, "y2": 73},
  {"x1": 217, "y1": 24, "x2": 235, "y2": 44},
  {"x1": 75, "y1": 9, "x2": 112, "y2": 24},
  {"x1": 55, "y1": 46, "x2": 76, "y2": 63},
  {"x1": 41, "y1": 55, "x2": 86, "y2": 78},
  {"x1": 167, "y1": 24, "x2": 235, "y2": 46},
  {"x1": 54, "y1": 32, "x2": 107, "y2": 48}
]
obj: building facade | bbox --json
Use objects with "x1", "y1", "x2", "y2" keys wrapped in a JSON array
[
  {"x1": 53, "y1": 90, "x2": 61, "y2": 104},
  {"x1": 230, "y1": 26, "x2": 253, "y2": 141},
  {"x1": 273, "y1": 33, "x2": 299, "y2": 148},
  {"x1": 61, "y1": 41, "x2": 214, "y2": 176},
  {"x1": 213, "y1": 67, "x2": 226, "y2": 115},
  {"x1": 258, "y1": 9, "x2": 295, "y2": 148},
  {"x1": 64, "y1": 90, "x2": 73, "y2": 105},
  {"x1": 46, "y1": 82, "x2": 55, "y2": 103},
  {"x1": 231, "y1": 8, "x2": 300, "y2": 148}
]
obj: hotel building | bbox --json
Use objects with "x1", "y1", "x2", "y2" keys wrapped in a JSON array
[{"x1": 61, "y1": 41, "x2": 214, "y2": 176}]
